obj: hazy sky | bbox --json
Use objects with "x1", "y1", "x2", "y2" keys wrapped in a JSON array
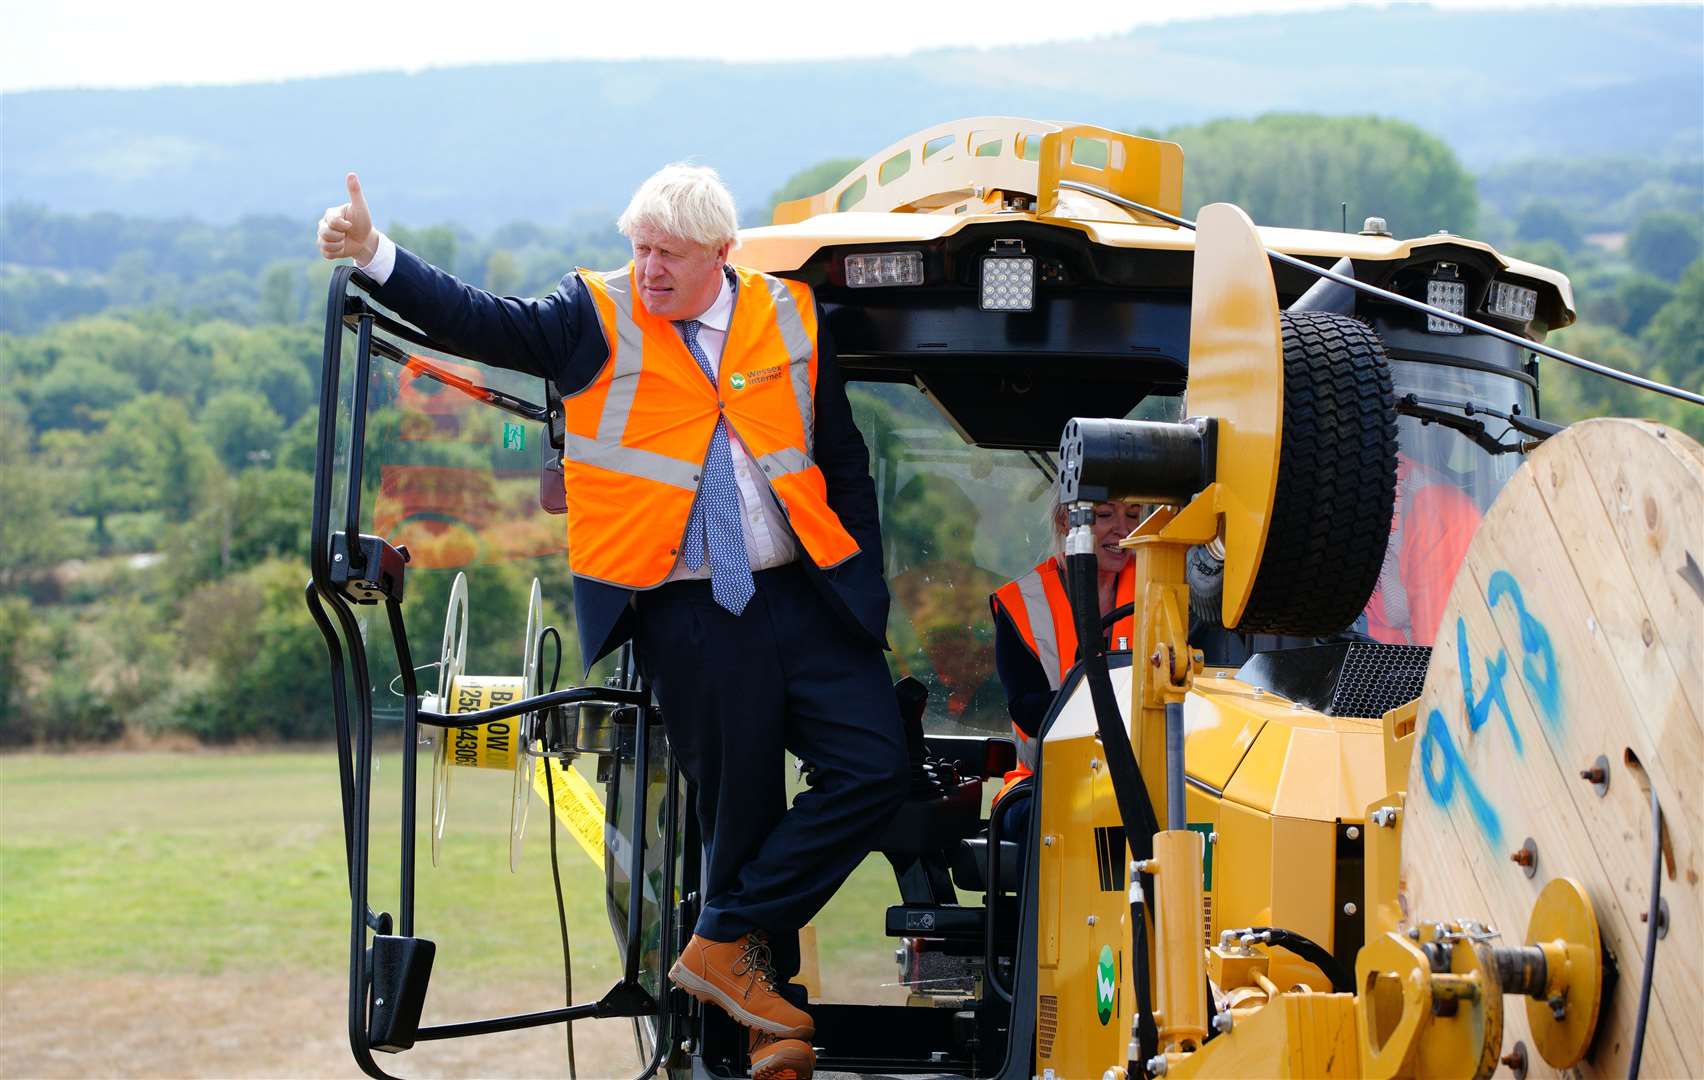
[{"x1": 4, "y1": 0, "x2": 1694, "y2": 93}]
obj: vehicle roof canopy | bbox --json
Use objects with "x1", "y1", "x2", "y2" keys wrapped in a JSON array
[{"x1": 735, "y1": 118, "x2": 1573, "y2": 450}]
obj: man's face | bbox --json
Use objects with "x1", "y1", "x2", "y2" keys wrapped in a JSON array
[{"x1": 629, "y1": 221, "x2": 731, "y2": 321}]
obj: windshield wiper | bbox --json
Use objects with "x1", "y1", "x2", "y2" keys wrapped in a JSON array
[
  {"x1": 1396, "y1": 393, "x2": 1562, "y2": 456},
  {"x1": 341, "y1": 303, "x2": 551, "y2": 423}
]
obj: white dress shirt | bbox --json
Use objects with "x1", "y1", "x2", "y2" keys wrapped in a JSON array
[{"x1": 356, "y1": 235, "x2": 799, "y2": 580}]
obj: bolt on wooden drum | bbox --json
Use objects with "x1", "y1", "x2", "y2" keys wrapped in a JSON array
[{"x1": 1399, "y1": 417, "x2": 1702, "y2": 1078}]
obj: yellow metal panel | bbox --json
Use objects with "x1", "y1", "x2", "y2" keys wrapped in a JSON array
[
  {"x1": 1268, "y1": 815, "x2": 1338, "y2": 989},
  {"x1": 1034, "y1": 123, "x2": 1184, "y2": 226},
  {"x1": 1169, "y1": 991, "x2": 1360, "y2": 1078},
  {"x1": 1190, "y1": 676, "x2": 1351, "y2": 733},
  {"x1": 1220, "y1": 722, "x2": 1290, "y2": 815},
  {"x1": 1181, "y1": 678, "x2": 1268, "y2": 793},
  {"x1": 1363, "y1": 793, "x2": 1405, "y2": 939},
  {"x1": 769, "y1": 116, "x2": 1053, "y2": 224},
  {"x1": 1380, "y1": 699, "x2": 1417, "y2": 798},
  {"x1": 1270, "y1": 727, "x2": 1386, "y2": 823},
  {"x1": 1215, "y1": 799, "x2": 1275, "y2": 933},
  {"x1": 1038, "y1": 819, "x2": 1061, "y2": 970},
  {"x1": 1182, "y1": 203, "x2": 1285, "y2": 628},
  {"x1": 1219, "y1": 712, "x2": 1385, "y2": 823},
  {"x1": 1035, "y1": 728, "x2": 1134, "y2": 1074}
]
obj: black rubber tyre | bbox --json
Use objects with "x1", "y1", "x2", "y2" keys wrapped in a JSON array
[{"x1": 1234, "y1": 311, "x2": 1397, "y2": 636}]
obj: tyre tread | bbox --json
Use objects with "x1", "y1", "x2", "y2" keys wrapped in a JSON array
[{"x1": 1236, "y1": 312, "x2": 1398, "y2": 635}]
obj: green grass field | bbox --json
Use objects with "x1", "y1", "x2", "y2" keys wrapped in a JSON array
[{"x1": 0, "y1": 746, "x2": 902, "y2": 995}]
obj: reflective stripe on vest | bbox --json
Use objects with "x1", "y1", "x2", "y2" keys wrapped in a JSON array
[
  {"x1": 992, "y1": 557, "x2": 1138, "y2": 778},
  {"x1": 564, "y1": 268, "x2": 699, "y2": 489},
  {"x1": 563, "y1": 264, "x2": 860, "y2": 588},
  {"x1": 994, "y1": 558, "x2": 1138, "y2": 691}
]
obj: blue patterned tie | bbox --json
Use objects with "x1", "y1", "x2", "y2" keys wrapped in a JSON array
[{"x1": 677, "y1": 319, "x2": 755, "y2": 615}]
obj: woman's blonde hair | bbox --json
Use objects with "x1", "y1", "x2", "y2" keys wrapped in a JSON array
[{"x1": 616, "y1": 163, "x2": 739, "y2": 250}]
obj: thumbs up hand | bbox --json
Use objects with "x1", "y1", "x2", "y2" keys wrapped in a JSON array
[{"x1": 317, "y1": 173, "x2": 378, "y2": 263}]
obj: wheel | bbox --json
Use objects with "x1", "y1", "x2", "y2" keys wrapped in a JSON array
[{"x1": 1234, "y1": 311, "x2": 1397, "y2": 635}]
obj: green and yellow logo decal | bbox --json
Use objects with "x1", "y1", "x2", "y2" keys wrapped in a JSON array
[
  {"x1": 729, "y1": 372, "x2": 747, "y2": 391},
  {"x1": 1096, "y1": 944, "x2": 1116, "y2": 1025}
]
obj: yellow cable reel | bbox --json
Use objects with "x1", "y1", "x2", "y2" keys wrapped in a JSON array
[{"x1": 424, "y1": 572, "x2": 546, "y2": 872}]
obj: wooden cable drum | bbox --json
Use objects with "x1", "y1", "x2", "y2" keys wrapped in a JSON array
[{"x1": 1399, "y1": 418, "x2": 1702, "y2": 1077}]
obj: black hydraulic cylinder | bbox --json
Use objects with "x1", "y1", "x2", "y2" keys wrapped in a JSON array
[
  {"x1": 1059, "y1": 417, "x2": 1213, "y2": 505},
  {"x1": 1165, "y1": 701, "x2": 1186, "y2": 831}
]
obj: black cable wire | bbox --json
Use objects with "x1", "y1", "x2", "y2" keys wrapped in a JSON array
[
  {"x1": 1130, "y1": 879, "x2": 1157, "y2": 1073},
  {"x1": 537, "y1": 624, "x2": 576, "y2": 1078},
  {"x1": 1629, "y1": 784, "x2": 1663, "y2": 1079}
]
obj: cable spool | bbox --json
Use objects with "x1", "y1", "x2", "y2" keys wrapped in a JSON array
[
  {"x1": 426, "y1": 572, "x2": 468, "y2": 868},
  {"x1": 511, "y1": 578, "x2": 544, "y2": 872},
  {"x1": 424, "y1": 572, "x2": 547, "y2": 872},
  {"x1": 1398, "y1": 418, "x2": 1702, "y2": 1077}
]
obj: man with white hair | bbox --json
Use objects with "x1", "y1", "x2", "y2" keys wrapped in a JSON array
[{"x1": 318, "y1": 165, "x2": 908, "y2": 1078}]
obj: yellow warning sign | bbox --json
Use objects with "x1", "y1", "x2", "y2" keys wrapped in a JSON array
[
  {"x1": 445, "y1": 675, "x2": 525, "y2": 769},
  {"x1": 533, "y1": 758, "x2": 606, "y2": 871}
]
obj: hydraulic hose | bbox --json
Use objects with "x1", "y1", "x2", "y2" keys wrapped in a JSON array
[
  {"x1": 1224, "y1": 926, "x2": 1354, "y2": 994},
  {"x1": 1063, "y1": 502, "x2": 1162, "y2": 1065}
]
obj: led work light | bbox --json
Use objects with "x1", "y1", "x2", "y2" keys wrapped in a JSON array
[
  {"x1": 844, "y1": 251, "x2": 923, "y2": 288},
  {"x1": 1486, "y1": 280, "x2": 1538, "y2": 322},
  {"x1": 1426, "y1": 270, "x2": 1466, "y2": 335},
  {"x1": 980, "y1": 244, "x2": 1035, "y2": 311}
]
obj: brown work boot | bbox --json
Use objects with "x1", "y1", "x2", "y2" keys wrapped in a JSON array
[
  {"x1": 750, "y1": 1029, "x2": 815, "y2": 1080},
  {"x1": 669, "y1": 931, "x2": 814, "y2": 1038}
]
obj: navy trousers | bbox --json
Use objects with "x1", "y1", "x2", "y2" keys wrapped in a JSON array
[{"x1": 633, "y1": 562, "x2": 909, "y2": 980}]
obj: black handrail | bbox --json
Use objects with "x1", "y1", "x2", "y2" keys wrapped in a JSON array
[
  {"x1": 417, "y1": 686, "x2": 650, "y2": 729},
  {"x1": 305, "y1": 269, "x2": 665, "y2": 1080}
]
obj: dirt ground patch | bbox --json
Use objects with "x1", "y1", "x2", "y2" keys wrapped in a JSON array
[{"x1": 1, "y1": 970, "x2": 645, "y2": 1078}]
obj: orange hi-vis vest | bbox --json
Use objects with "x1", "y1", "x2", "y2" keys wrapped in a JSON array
[
  {"x1": 564, "y1": 264, "x2": 861, "y2": 589},
  {"x1": 989, "y1": 557, "x2": 1137, "y2": 802}
]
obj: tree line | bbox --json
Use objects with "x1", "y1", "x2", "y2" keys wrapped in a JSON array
[{"x1": 1, "y1": 113, "x2": 1699, "y2": 746}]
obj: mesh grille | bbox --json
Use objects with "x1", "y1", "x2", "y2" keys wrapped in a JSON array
[
  {"x1": 1038, "y1": 994, "x2": 1058, "y2": 1058},
  {"x1": 1328, "y1": 643, "x2": 1431, "y2": 718}
]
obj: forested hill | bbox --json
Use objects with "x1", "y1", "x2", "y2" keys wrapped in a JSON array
[{"x1": 3, "y1": 4, "x2": 1699, "y2": 229}]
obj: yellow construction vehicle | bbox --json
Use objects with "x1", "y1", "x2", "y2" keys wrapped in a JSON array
[{"x1": 306, "y1": 118, "x2": 1701, "y2": 1079}]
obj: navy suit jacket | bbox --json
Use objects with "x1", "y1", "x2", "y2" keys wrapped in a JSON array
[{"x1": 368, "y1": 247, "x2": 890, "y2": 673}]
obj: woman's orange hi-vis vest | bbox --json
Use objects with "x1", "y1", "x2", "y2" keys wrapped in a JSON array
[
  {"x1": 990, "y1": 557, "x2": 1137, "y2": 801},
  {"x1": 563, "y1": 264, "x2": 861, "y2": 588}
]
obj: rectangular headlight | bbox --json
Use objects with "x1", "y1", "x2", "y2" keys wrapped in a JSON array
[
  {"x1": 1486, "y1": 280, "x2": 1538, "y2": 322},
  {"x1": 844, "y1": 251, "x2": 923, "y2": 288},
  {"x1": 980, "y1": 256, "x2": 1035, "y2": 311},
  {"x1": 1426, "y1": 278, "x2": 1466, "y2": 334}
]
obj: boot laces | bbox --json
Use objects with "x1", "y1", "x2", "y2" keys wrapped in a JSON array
[{"x1": 731, "y1": 932, "x2": 784, "y2": 1001}]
